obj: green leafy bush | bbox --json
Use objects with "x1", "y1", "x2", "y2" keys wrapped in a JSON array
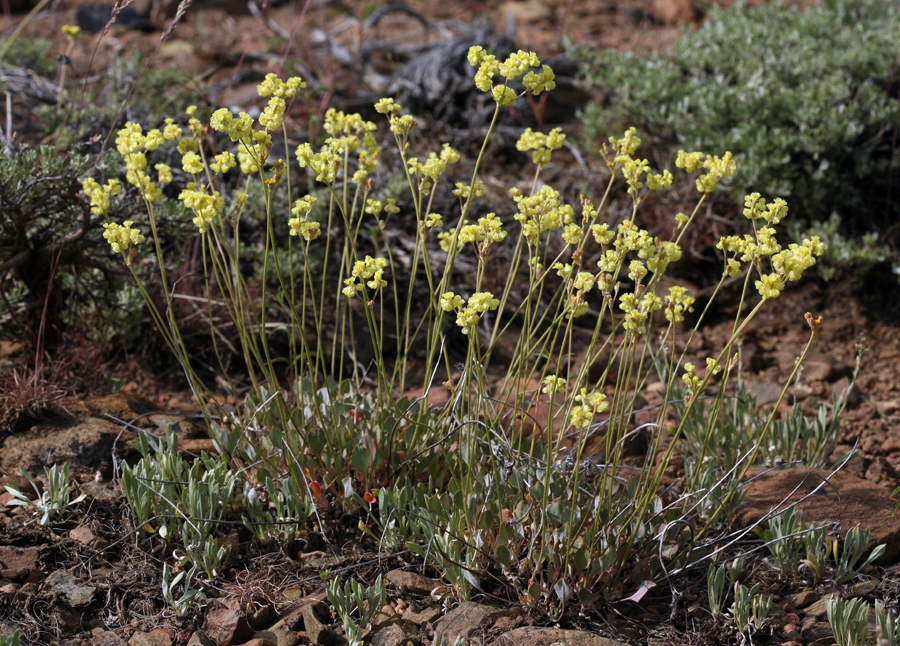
[{"x1": 570, "y1": 0, "x2": 900, "y2": 236}]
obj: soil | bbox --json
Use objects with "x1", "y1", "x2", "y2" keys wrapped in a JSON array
[{"x1": 1, "y1": 0, "x2": 900, "y2": 645}]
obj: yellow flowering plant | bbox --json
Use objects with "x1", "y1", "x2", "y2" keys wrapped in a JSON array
[{"x1": 82, "y1": 49, "x2": 831, "y2": 611}]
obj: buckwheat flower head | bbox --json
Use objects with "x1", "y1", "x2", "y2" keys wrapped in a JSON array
[
  {"x1": 453, "y1": 181, "x2": 486, "y2": 199},
  {"x1": 259, "y1": 96, "x2": 286, "y2": 130},
  {"x1": 425, "y1": 213, "x2": 443, "y2": 228},
  {"x1": 755, "y1": 272, "x2": 785, "y2": 299},
  {"x1": 646, "y1": 169, "x2": 673, "y2": 191},
  {"x1": 675, "y1": 150, "x2": 704, "y2": 173},
  {"x1": 182, "y1": 151, "x2": 204, "y2": 174},
  {"x1": 291, "y1": 195, "x2": 315, "y2": 218},
  {"x1": 570, "y1": 404, "x2": 593, "y2": 429},
  {"x1": 257, "y1": 72, "x2": 306, "y2": 98},
  {"x1": 437, "y1": 231, "x2": 454, "y2": 253},
  {"x1": 764, "y1": 198, "x2": 788, "y2": 225},
  {"x1": 390, "y1": 114, "x2": 416, "y2": 136},
  {"x1": 155, "y1": 163, "x2": 173, "y2": 184},
  {"x1": 116, "y1": 122, "x2": 146, "y2": 155},
  {"x1": 468, "y1": 292, "x2": 500, "y2": 313},
  {"x1": 177, "y1": 137, "x2": 198, "y2": 155},
  {"x1": 610, "y1": 127, "x2": 641, "y2": 157},
  {"x1": 210, "y1": 152, "x2": 236, "y2": 174},
  {"x1": 456, "y1": 307, "x2": 480, "y2": 334},
  {"x1": 725, "y1": 258, "x2": 742, "y2": 278},
  {"x1": 562, "y1": 223, "x2": 583, "y2": 245},
  {"x1": 805, "y1": 235, "x2": 825, "y2": 256},
  {"x1": 646, "y1": 240, "x2": 682, "y2": 274},
  {"x1": 491, "y1": 85, "x2": 518, "y2": 106},
  {"x1": 553, "y1": 262, "x2": 573, "y2": 279},
  {"x1": 641, "y1": 292, "x2": 663, "y2": 313},
  {"x1": 289, "y1": 219, "x2": 320, "y2": 241},
  {"x1": 665, "y1": 285, "x2": 695, "y2": 324},
  {"x1": 499, "y1": 50, "x2": 539, "y2": 80},
  {"x1": 210, "y1": 108, "x2": 233, "y2": 133},
  {"x1": 162, "y1": 119, "x2": 182, "y2": 141},
  {"x1": 573, "y1": 271, "x2": 595, "y2": 293},
  {"x1": 743, "y1": 192, "x2": 765, "y2": 220},
  {"x1": 522, "y1": 65, "x2": 556, "y2": 95},
  {"x1": 479, "y1": 213, "x2": 506, "y2": 242},
  {"x1": 102, "y1": 220, "x2": 143, "y2": 263},
  {"x1": 590, "y1": 223, "x2": 614, "y2": 245},
  {"x1": 597, "y1": 249, "x2": 621, "y2": 274},
  {"x1": 374, "y1": 98, "x2": 401, "y2": 114},
  {"x1": 144, "y1": 129, "x2": 164, "y2": 151},
  {"x1": 440, "y1": 143, "x2": 460, "y2": 164},
  {"x1": 81, "y1": 178, "x2": 121, "y2": 215},
  {"x1": 542, "y1": 375, "x2": 566, "y2": 394},
  {"x1": 706, "y1": 357, "x2": 722, "y2": 376},
  {"x1": 576, "y1": 388, "x2": 609, "y2": 412},
  {"x1": 61, "y1": 24, "x2": 81, "y2": 41},
  {"x1": 682, "y1": 363, "x2": 701, "y2": 393},
  {"x1": 696, "y1": 152, "x2": 736, "y2": 193},
  {"x1": 440, "y1": 292, "x2": 464, "y2": 312}
]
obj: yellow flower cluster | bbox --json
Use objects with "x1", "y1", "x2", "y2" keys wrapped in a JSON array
[
  {"x1": 102, "y1": 220, "x2": 143, "y2": 264},
  {"x1": 113, "y1": 122, "x2": 173, "y2": 203},
  {"x1": 665, "y1": 285, "x2": 695, "y2": 324},
  {"x1": 343, "y1": 256, "x2": 389, "y2": 298},
  {"x1": 512, "y1": 185, "x2": 574, "y2": 245},
  {"x1": 256, "y1": 73, "x2": 306, "y2": 99},
  {"x1": 516, "y1": 127, "x2": 565, "y2": 166},
  {"x1": 617, "y1": 289, "x2": 663, "y2": 335},
  {"x1": 406, "y1": 144, "x2": 460, "y2": 195},
  {"x1": 676, "y1": 150, "x2": 737, "y2": 193},
  {"x1": 467, "y1": 46, "x2": 555, "y2": 106},
  {"x1": 542, "y1": 375, "x2": 567, "y2": 395},
  {"x1": 743, "y1": 192, "x2": 788, "y2": 225},
  {"x1": 570, "y1": 388, "x2": 609, "y2": 429},
  {"x1": 455, "y1": 213, "x2": 507, "y2": 251},
  {"x1": 259, "y1": 97, "x2": 286, "y2": 131},
  {"x1": 210, "y1": 108, "x2": 254, "y2": 142},
  {"x1": 681, "y1": 358, "x2": 722, "y2": 398},
  {"x1": 452, "y1": 181, "x2": 486, "y2": 200},
  {"x1": 179, "y1": 185, "x2": 224, "y2": 234},
  {"x1": 295, "y1": 141, "x2": 342, "y2": 185},
  {"x1": 238, "y1": 132, "x2": 272, "y2": 175},
  {"x1": 61, "y1": 24, "x2": 81, "y2": 42},
  {"x1": 439, "y1": 291, "x2": 499, "y2": 335},
  {"x1": 288, "y1": 196, "x2": 319, "y2": 241},
  {"x1": 81, "y1": 178, "x2": 121, "y2": 216},
  {"x1": 717, "y1": 194, "x2": 823, "y2": 298}
]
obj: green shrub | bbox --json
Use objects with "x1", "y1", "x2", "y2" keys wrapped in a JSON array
[{"x1": 570, "y1": 0, "x2": 900, "y2": 236}]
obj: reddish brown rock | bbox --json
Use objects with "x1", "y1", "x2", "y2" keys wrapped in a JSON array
[
  {"x1": 301, "y1": 604, "x2": 335, "y2": 646},
  {"x1": 433, "y1": 603, "x2": 509, "y2": 645},
  {"x1": 370, "y1": 624, "x2": 409, "y2": 646},
  {"x1": 385, "y1": 569, "x2": 442, "y2": 596},
  {"x1": 0, "y1": 546, "x2": 40, "y2": 572},
  {"x1": 735, "y1": 467, "x2": 900, "y2": 563},
  {"x1": 372, "y1": 603, "x2": 403, "y2": 629},
  {"x1": 127, "y1": 632, "x2": 172, "y2": 646},
  {"x1": 402, "y1": 603, "x2": 442, "y2": 625},
  {"x1": 71, "y1": 526, "x2": 110, "y2": 550},
  {"x1": 186, "y1": 632, "x2": 216, "y2": 646},
  {"x1": 782, "y1": 590, "x2": 820, "y2": 610},
  {"x1": 205, "y1": 603, "x2": 253, "y2": 645},
  {"x1": 801, "y1": 621, "x2": 836, "y2": 645}
]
